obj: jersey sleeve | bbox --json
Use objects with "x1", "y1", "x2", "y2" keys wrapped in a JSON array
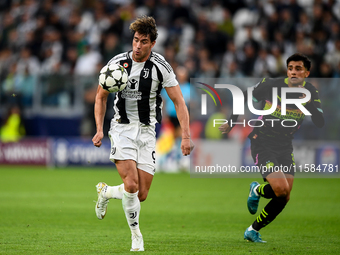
[
  {"x1": 152, "y1": 53, "x2": 178, "y2": 88},
  {"x1": 309, "y1": 86, "x2": 323, "y2": 113},
  {"x1": 305, "y1": 84, "x2": 325, "y2": 128},
  {"x1": 251, "y1": 78, "x2": 271, "y2": 102},
  {"x1": 107, "y1": 52, "x2": 127, "y2": 65},
  {"x1": 162, "y1": 70, "x2": 178, "y2": 88},
  {"x1": 227, "y1": 78, "x2": 269, "y2": 130}
]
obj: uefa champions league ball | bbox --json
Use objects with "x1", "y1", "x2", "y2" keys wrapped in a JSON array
[{"x1": 98, "y1": 63, "x2": 128, "y2": 93}]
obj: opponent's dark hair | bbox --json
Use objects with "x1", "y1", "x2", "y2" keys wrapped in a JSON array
[
  {"x1": 286, "y1": 53, "x2": 311, "y2": 71},
  {"x1": 129, "y1": 16, "x2": 158, "y2": 42}
]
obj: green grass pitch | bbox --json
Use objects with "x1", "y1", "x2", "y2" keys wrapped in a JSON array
[{"x1": 0, "y1": 166, "x2": 339, "y2": 254}]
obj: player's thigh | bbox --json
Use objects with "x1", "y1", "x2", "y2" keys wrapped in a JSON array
[
  {"x1": 115, "y1": 159, "x2": 139, "y2": 192},
  {"x1": 285, "y1": 174, "x2": 294, "y2": 191},
  {"x1": 273, "y1": 149, "x2": 295, "y2": 200},
  {"x1": 108, "y1": 126, "x2": 138, "y2": 163},
  {"x1": 136, "y1": 128, "x2": 156, "y2": 201},
  {"x1": 265, "y1": 148, "x2": 295, "y2": 199},
  {"x1": 278, "y1": 149, "x2": 296, "y2": 177},
  {"x1": 251, "y1": 141, "x2": 279, "y2": 179},
  {"x1": 137, "y1": 127, "x2": 156, "y2": 175}
]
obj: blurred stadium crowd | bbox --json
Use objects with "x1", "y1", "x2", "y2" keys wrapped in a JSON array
[
  {"x1": 0, "y1": 0, "x2": 340, "y2": 140},
  {"x1": 1, "y1": 0, "x2": 340, "y2": 79}
]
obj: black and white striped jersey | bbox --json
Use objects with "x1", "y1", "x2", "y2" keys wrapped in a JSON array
[{"x1": 107, "y1": 51, "x2": 178, "y2": 126}]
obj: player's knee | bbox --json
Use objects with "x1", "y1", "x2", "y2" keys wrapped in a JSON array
[
  {"x1": 124, "y1": 179, "x2": 138, "y2": 193},
  {"x1": 273, "y1": 185, "x2": 290, "y2": 198}
]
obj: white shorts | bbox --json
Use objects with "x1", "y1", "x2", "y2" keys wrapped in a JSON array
[{"x1": 108, "y1": 122, "x2": 156, "y2": 175}]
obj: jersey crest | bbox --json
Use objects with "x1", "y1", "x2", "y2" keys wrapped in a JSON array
[{"x1": 108, "y1": 51, "x2": 178, "y2": 125}]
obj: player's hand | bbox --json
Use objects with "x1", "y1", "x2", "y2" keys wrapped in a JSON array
[
  {"x1": 181, "y1": 138, "x2": 194, "y2": 156},
  {"x1": 218, "y1": 122, "x2": 232, "y2": 134},
  {"x1": 92, "y1": 131, "x2": 104, "y2": 147}
]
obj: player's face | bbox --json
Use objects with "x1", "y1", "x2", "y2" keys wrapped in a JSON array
[
  {"x1": 287, "y1": 61, "x2": 310, "y2": 87},
  {"x1": 132, "y1": 32, "x2": 155, "y2": 62}
]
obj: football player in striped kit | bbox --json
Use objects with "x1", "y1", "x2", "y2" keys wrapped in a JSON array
[{"x1": 92, "y1": 16, "x2": 193, "y2": 251}]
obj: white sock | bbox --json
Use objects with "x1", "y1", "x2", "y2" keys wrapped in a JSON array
[
  {"x1": 122, "y1": 190, "x2": 141, "y2": 235},
  {"x1": 248, "y1": 225, "x2": 258, "y2": 232},
  {"x1": 104, "y1": 183, "x2": 124, "y2": 199}
]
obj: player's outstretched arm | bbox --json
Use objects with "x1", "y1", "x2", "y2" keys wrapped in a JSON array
[
  {"x1": 165, "y1": 85, "x2": 194, "y2": 156},
  {"x1": 219, "y1": 79, "x2": 268, "y2": 135},
  {"x1": 92, "y1": 85, "x2": 110, "y2": 147},
  {"x1": 219, "y1": 89, "x2": 249, "y2": 135}
]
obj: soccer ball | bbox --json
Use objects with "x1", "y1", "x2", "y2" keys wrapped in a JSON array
[{"x1": 98, "y1": 63, "x2": 128, "y2": 93}]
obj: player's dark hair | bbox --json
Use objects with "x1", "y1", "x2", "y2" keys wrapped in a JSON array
[
  {"x1": 129, "y1": 16, "x2": 158, "y2": 42},
  {"x1": 286, "y1": 53, "x2": 311, "y2": 71}
]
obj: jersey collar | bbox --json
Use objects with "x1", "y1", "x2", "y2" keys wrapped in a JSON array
[
  {"x1": 284, "y1": 77, "x2": 306, "y2": 87},
  {"x1": 128, "y1": 50, "x2": 153, "y2": 62}
]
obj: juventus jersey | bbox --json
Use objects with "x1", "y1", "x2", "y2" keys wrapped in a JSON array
[{"x1": 107, "y1": 51, "x2": 178, "y2": 126}]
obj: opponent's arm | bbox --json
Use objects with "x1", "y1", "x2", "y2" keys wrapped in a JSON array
[
  {"x1": 219, "y1": 79, "x2": 268, "y2": 134},
  {"x1": 305, "y1": 87, "x2": 324, "y2": 128},
  {"x1": 92, "y1": 85, "x2": 110, "y2": 147},
  {"x1": 218, "y1": 89, "x2": 248, "y2": 134},
  {"x1": 165, "y1": 85, "x2": 193, "y2": 156}
]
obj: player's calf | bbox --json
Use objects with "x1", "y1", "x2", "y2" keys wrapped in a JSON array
[{"x1": 138, "y1": 191, "x2": 148, "y2": 202}]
